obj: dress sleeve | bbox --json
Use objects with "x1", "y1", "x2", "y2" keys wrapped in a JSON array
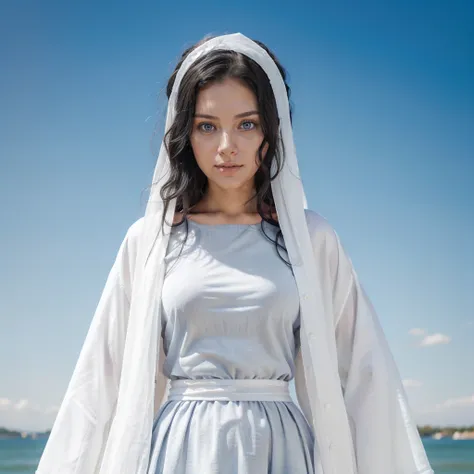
[
  {"x1": 36, "y1": 219, "x2": 142, "y2": 474},
  {"x1": 295, "y1": 211, "x2": 433, "y2": 474}
]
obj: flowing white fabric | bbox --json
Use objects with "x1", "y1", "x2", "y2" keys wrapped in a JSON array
[{"x1": 36, "y1": 33, "x2": 433, "y2": 473}]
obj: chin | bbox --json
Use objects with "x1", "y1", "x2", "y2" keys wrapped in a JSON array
[
  {"x1": 214, "y1": 178, "x2": 248, "y2": 190},
  {"x1": 207, "y1": 174, "x2": 255, "y2": 191},
  {"x1": 206, "y1": 167, "x2": 255, "y2": 189}
]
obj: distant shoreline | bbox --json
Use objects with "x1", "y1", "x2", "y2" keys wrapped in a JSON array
[
  {"x1": 0, "y1": 428, "x2": 50, "y2": 440},
  {"x1": 1, "y1": 425, "x2": 474, "y2": 440},
  {"x1": 418, "y1": 425, "x2": 474, "y2": 440}
]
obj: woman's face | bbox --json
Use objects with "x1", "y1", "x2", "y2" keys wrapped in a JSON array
[{"x1": 190, "y1": 77, "x2": 268, "y2": 191}]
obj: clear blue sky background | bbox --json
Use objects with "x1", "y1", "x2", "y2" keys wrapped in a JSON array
[{"x1": 1, "y1": 1, "x2": 473, "y2": 431}]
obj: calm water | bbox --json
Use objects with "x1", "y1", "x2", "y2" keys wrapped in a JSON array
[{"x1": 0, "y1": 437, "x2": 473, "y2": 473}]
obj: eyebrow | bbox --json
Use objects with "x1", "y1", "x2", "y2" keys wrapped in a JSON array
[{"x1": 194, "y1": 110, "x2": 259, "y2": 119}]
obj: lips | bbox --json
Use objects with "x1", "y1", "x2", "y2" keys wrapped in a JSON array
[{"x1": 215, "y1": 163, "x2": 243, "y2": 174}]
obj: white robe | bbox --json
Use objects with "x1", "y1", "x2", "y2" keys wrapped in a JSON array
[
  {"x1": 36, "y1": 33, "x2": 433, "y2": 474},
  {"x1": 36, "y1": 210, "x2": 433, "y2": 474}
]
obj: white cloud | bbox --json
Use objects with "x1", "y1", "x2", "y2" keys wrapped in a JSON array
[
  {"x1": 0, "y1": 398, "x2": 58, "y2": 432},
  {"x1": 409, "y1": 328, "x2": 425, "y2": 336},
  {"x1": 435, "y1": 395, "x2": 474, "y2": 410},
  {"x1": 403, "y1": 379, "x2": 423, "y2": 388},
  {"x1": 408, "y1": 328, "x2": 452, "y2": 347},
  {"x1": 0, "y1": 398, "x2": 12, "y2": 409},
  {"x1": 419, "y1": 333, "x2": 451, "y2": 346},
  {"x1": 0, "y1": 398, "x2": 41, "y2": 413},
  {"x1": 13, "y1": 399, "x2": 30, "y2": 411}
]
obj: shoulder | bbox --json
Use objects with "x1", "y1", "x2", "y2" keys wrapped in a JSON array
[
  {"x1": 303, "y1": 209, "x2": 353, "y2": 275},
  {"x1": 126, "y1": 216, "x2": 146, "y2": 237},
  {"x1": 304, "y1": 209, "x2": 339, "y2": 249},
  {"x1": 121, "y1": 216, "x2": 145, "y2": 250},
  {"x1": 304, "y1": 208, "x2": 332, "y2": 231},
  {"x1": 115, "y1": 216, "x2": 146, "y2": 265},
  {"x1": 123, "y1": 212, "x2": 183, "y2": 248},
  {"x1": 304, "y1": 209, "x2": 355, "y2": 286},
  {"x1": 113, "y1": 216, "x2": 149, "y2": 290}
]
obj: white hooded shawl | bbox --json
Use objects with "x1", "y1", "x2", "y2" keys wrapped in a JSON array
[{"x1": 37, "y1": 33, "x2": 433, "y2": 474}]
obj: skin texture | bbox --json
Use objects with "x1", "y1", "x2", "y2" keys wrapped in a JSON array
[{"x1": 184, "y1": 78, "x2": 269, "y2": 225}]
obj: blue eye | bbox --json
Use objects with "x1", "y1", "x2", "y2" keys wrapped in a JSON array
[
  {"x1": 198, "y1": 123, "x2": 215, "y2": 133},
  {"x1": 240, "y1": 121, "x2": 256, "y2": 130}
]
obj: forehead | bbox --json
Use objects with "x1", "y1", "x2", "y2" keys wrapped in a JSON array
[{"x1": 195, "y1": 77, "x2": 258, "y2": 113}]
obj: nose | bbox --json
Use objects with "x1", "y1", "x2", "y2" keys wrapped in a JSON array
[{"x1": 217, "y1": 131, "x2": 237, "y2": 157}]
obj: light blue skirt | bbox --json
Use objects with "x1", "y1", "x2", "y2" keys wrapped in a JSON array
[{"x1": 147, "y1": 380, "x2": 314, "y2": 474}]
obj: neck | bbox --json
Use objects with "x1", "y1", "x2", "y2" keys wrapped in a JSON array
[{"x1": 194, "y1": 181, "x2": 258, "y2": 218}]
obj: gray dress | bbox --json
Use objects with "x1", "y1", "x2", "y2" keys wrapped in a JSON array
[{"x1": 148, "y1": 219, "x2": 314, "y2": 474}]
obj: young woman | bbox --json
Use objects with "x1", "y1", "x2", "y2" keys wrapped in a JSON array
[{"x1": 37, "y1": 33, "x2": 433, "y2": 474}]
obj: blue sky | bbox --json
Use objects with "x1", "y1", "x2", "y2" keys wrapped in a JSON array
[{"x1": 1, "y1": 1, "x2": 473, "y2": 431}]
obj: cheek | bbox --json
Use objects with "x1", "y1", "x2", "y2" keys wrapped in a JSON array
[
  {"x1": 190, "y1": 135, "x2": 216, "y2": 165},
  {"x1": 249, "y1": 137, "x2": 268, "y2": 166},
  {"x1": 239, "y1": 133, "x2": 266, "y2": 155}
]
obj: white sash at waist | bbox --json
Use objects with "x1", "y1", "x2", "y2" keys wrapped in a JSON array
[{"x1": 168, "y1": 379, "x2": 292, "y2": 402}]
